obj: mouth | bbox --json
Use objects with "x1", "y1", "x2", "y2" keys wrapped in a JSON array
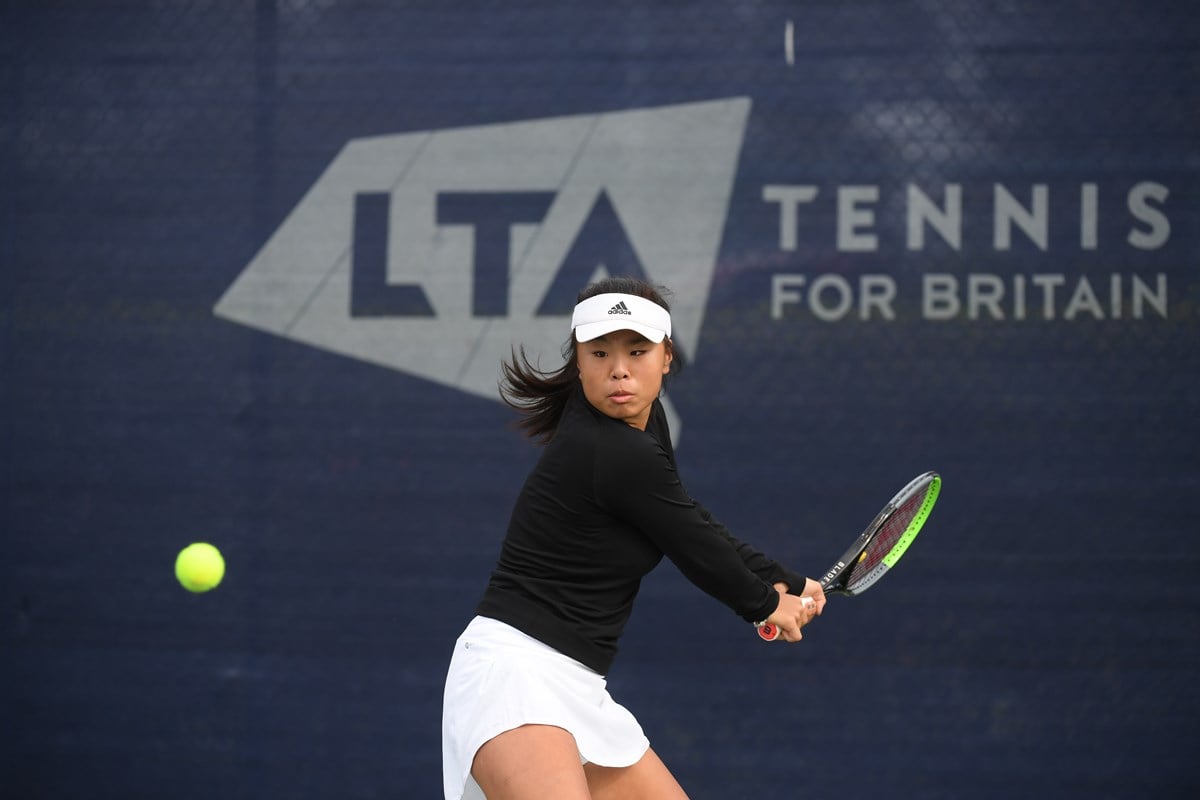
[{"x1": 608, "y1": 390, "x2": 635, "y2": 403}]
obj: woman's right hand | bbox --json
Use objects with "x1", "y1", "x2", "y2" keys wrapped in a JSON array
[{"x1": 763, "y1": 582, "x2": 821, "y2": 642}]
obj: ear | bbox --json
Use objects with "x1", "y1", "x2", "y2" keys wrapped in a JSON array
[{"x1": 661, "y1": 340, "x2": 674, "y2": 374}]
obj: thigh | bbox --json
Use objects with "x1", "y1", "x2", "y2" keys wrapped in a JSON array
[
  {"x1": 584, "y1": 747, "x2": 689, "y2": 800},
  {"x1": 471, "y1": 724, "x2": 591, "y2": 800}
]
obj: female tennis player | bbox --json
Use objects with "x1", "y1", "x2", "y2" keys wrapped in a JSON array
[{"x1": 442, "y1": 276, "x2": 825, "y2": 799}]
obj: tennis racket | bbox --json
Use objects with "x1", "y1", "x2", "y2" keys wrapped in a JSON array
[{"x1": 757, "y1": 471, "x2": 941, "y2": 641}]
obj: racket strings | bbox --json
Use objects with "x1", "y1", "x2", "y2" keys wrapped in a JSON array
[{"x1": 843, "y1": 488, "x2": 931, "y2": 588}]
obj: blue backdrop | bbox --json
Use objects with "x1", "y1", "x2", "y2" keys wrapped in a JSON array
[{"x1": 4, "y1": 2, "x2": 1198, "y2": 798}]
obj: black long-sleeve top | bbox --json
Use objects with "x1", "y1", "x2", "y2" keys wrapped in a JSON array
[{"x1": 476, "y1": 383, "x2": 806, "y2": 675}]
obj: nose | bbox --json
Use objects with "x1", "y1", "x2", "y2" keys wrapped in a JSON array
[{"x1": 610, "y1": 356, "x2": 630, "y2": 379}]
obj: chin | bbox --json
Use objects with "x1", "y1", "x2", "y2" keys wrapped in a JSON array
[{"x1": 609, "y1": 404, "x2": 649, "y2": 427}]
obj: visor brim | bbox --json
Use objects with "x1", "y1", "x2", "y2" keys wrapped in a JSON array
[{"x1": 574, "y1": 320, "x2": 668, "y2": 344}]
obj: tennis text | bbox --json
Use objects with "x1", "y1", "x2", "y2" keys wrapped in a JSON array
[{"x1": 764, "y1": 181, "x2": 1174, "y2": 322}]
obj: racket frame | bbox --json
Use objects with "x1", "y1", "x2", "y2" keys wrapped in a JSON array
[
  {"x1": 827, "y1": 470, "x2": 940, "y2": 597},
  {"x1": 757, "y1": 471, "x2": 940, "y2": 641}
]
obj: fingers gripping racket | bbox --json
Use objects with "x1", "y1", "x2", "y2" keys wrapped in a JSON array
[{"x1": 758, "y1": 471, "x2": 941, "y2": 641}]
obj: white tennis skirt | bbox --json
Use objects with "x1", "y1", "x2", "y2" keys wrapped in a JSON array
[{"x1": 441, "y1": 616, "x2": 649, "y2": 800}]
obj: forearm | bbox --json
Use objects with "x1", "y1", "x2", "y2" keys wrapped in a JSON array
[{"x1": 694, "y1": 502, "x2": 808, "y2": 592}]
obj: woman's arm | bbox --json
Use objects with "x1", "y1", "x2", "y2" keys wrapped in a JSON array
[{"x1": 692, "y1": 500, "x2": 810, "y2": 593}]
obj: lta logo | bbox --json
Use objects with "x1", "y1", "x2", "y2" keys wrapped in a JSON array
[{"x1": 214, "y1": 99, "x2": 751, "y2": 418}]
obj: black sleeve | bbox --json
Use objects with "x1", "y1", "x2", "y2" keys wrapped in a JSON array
[
  {"x1": 647, "y1": 399, "x2": 809, "y2": 594},
  {"x1": 693, "y1": 500, "x2": 809, "y2": 593},
  {"x1": 592, "y1": 428, "x2": 780, "y2": 624}
]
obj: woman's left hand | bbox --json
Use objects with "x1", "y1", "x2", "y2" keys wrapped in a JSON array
[{"x1": 795, "y1": 578, "x2": 826, "y2": 617}]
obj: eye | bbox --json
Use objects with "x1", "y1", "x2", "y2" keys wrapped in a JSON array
[{"x1": 590, "y1": 349, "x2": 608, "y2": 358}]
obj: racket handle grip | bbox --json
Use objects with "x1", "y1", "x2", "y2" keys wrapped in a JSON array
[{"x1": 756, "y1": 596, "x2": 814, "y2": 641}]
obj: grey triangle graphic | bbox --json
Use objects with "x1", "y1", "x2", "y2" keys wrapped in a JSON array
[{"x1": 215, "y1": 98, "x2": 751, "y2": 422}]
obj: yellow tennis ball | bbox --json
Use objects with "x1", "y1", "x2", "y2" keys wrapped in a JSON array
[{"x1": 175, "y1": 542, "x2": 225, "y2": 593}]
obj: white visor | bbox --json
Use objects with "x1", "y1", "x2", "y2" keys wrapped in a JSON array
[{"x1": 571, "y1": 293, "x2": 672, "y2": 343}]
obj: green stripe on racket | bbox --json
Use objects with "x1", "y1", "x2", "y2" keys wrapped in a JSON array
[{"x1": 758, "y1": 471, "x2": 941, "y2": 641}]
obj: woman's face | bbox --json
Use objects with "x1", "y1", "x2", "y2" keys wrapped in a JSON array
[{"x1": 576, "y1": 329, "x2": 673, "y2": 431}]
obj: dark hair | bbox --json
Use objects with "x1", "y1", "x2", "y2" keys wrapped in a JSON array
[{"x1": 500, "y1": 275, "x2": 675, "y2": 443}]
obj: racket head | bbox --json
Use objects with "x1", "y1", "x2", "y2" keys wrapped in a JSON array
[
  {"x1": 757, "y1": 472, "x2": 940, "y2": 641},
  {"x1": 831, "y1": 471, "x2": 940, "y2": 596}
]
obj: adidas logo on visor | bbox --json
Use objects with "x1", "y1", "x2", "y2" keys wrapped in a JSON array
[{"x1": 608, "y1": 301, "x2": 632, "y2": 315}]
